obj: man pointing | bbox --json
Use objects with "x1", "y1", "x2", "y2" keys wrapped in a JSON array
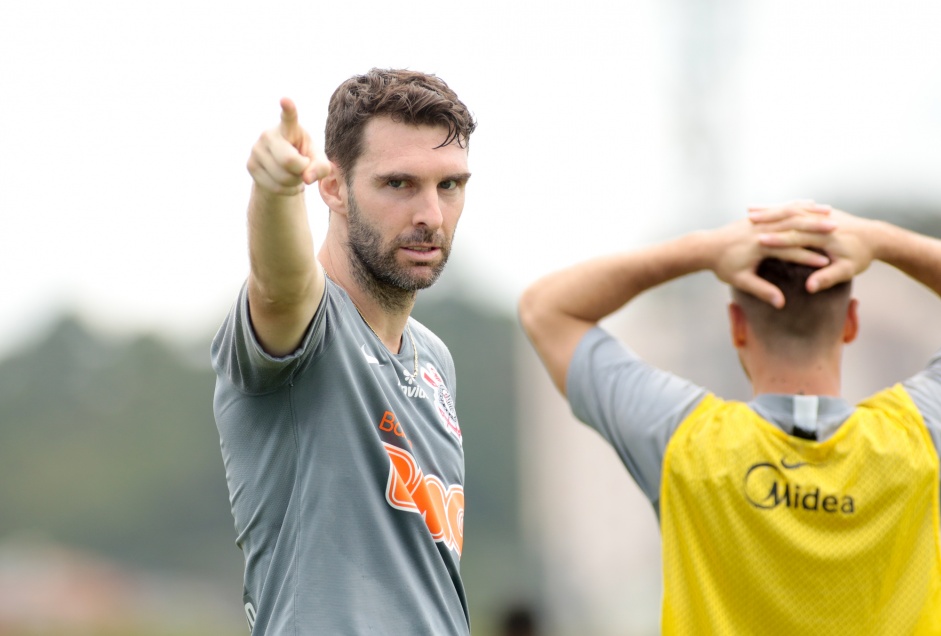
[{"x1": 212, "y1": 69, "x2": 476, "y2": 634}]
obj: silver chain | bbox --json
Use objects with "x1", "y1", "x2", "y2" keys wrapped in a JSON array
[{"x1": 354, "y1": 305, "x2": 419, "y2": 381}]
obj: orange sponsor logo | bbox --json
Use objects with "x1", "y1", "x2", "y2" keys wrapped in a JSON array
[
  {"x1": 383, "y1": 442, "x2": 465, "y2": 555},
  {"x1": 378, "y1": 410, "x2": 412, "y2": 447}
]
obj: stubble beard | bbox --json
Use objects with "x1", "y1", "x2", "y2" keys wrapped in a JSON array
[{"x1": 346, "y1": 191, "x2": 453, "y2": 313}]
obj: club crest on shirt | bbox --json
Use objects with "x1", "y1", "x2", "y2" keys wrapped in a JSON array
[{"x1": 421, "y1": 364, "x2": 462, "y2": 444}]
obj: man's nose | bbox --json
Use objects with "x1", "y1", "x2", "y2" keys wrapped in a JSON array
[{"x1": 412, "y1": 188, "x2": 444, "y2": 229}]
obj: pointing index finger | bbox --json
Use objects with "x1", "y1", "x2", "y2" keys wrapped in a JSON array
[{"x1": 279, "y1": 97, "x2": 300, "y2": 130}]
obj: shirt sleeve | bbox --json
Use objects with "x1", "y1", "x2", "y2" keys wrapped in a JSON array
[
  {"x1": 210, "y1": 280, "x2": 329, "y2": 395},
  {"x1": 566, "y1": 326, "x2": 708, "y2": 511},
  {"x1": 901, "y1": 348, "x2": 941, "y2": 458}
]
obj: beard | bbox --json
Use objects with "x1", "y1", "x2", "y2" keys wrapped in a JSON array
[{"x1": 346, "y1": 190, "x2": 453, "y2": 312}]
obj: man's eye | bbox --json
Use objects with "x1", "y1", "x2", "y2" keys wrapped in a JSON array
[
  {"x1": 440, "y1": 180, "x2": 457, "y2": 190},
  {"x1": 388, "y1": 179, "x2": 406, "y2": 189}
]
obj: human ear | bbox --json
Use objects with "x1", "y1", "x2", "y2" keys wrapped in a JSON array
[
  {"x1": 729, "y1": 302, "x2": 748, "y2": 348},
  {"x1": 318, "y1": 163, "x2": 347, "y2": 215},
  {"x1": 842, "y1": 298, "x2": 860, "y2": 344}
]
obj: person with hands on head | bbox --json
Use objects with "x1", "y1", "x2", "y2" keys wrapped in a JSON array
[
  {"x1": 518, "y1": 202, "x2": 941, "y2": 635},
  {"x1": 212, "y1": 69, "x2": 477, "y2": 635}
]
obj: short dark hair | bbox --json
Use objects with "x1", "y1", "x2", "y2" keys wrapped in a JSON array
[
  {"x1": 732, "y1": 256, "x2": 852, "y2": 348},
  {"x1": 324, "y1": 68, "x2": 477, "y2": 178}
]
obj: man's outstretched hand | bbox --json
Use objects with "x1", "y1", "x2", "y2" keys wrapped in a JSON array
[{"x1": 247, "y1": 98, "x2": 332, "y2": 196}]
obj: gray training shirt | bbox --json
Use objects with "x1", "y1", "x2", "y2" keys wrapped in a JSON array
[{"x1": 212, "y1": 278, "x2": 469, "y2": 635}]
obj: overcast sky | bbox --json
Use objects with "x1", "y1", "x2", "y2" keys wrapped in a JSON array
[{"x1": 2, "y1": 0, "x2": 940, "y2": 359}]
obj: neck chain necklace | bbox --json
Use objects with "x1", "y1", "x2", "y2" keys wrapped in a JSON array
[
  {"x1": 353, "y1": 304, "x2": 419, "y2": 382},
  {"x1": 322, "y1": 269, "x2": 420, "y2": 382}
]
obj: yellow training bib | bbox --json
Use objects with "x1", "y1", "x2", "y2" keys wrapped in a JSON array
[{"x1": 660, "y1": 386, "x2": 941, "y2": 635}]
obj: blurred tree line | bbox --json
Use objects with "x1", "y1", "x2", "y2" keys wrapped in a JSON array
[{"x1": 0, "y1": 288, "x2": 537, "y2": 634}]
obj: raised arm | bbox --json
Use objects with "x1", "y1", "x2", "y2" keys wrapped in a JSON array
[
  {"x1": 518, "y1": 204, "x2": 834, "y2": 395},
  {"x1": 246, "y1": 98, "x2": 332, "y2": 357}
]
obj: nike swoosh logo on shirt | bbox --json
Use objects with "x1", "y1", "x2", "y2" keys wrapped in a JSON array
[{"x1": 361, "y1": 344, "x2": 382, "y2": 366}]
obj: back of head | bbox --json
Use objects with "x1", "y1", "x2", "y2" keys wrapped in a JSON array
[
  {"x1": 732, "y1": 257, "x2": 852, "y2": 354},
  {"x1": 325, "y1": 68, "x2": 477, "y2": 179}
]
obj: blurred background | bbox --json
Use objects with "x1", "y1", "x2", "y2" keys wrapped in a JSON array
[{"x1": 2, "y1": 1, "x2": 940, "y2": 634}]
